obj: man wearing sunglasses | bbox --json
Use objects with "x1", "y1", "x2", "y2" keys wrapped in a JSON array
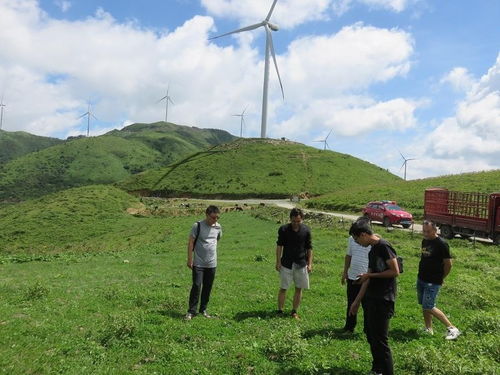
[{"x1": 185, "y1": 205, "x2": 222, "y2": 320}]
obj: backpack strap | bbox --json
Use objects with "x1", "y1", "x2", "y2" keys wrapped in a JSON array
[{"x1": 193, "y1": 221, "x2": 201, "y2": 249}]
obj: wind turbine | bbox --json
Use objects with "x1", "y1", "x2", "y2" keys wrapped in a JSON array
[
  {"x1": 313, "y1": 129, "x2": 333, "y2": 150},
  {"x1": 399, "y1": 151, "x2": 416, "y2": 181},
  {"x1": 78, "y1": 101, "x2": 97, "y2": 137},
  {"x1": 0, "y1": 95, "x2": 5, "y2": 131},
  {"x1": 210, "y1": 0, "x2": 284, "y2": 139},
  {"x1": 158, "y1": 85, "x2": 174, "y2": 123},
  {"x1": 233, "y1": 107, "x2": 247, "y2": 137}
]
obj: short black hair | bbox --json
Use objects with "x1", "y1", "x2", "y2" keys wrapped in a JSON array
[
  {"x1": 422, "y1": 220, "x2": 437, "y2": 229},
  {"x1": 349, "y1": 219, "x2": 373, "y2": 237},
  {"x1": 206, "y1": 205, "x2": 220, "y2": 215},
  {"x1": 289, "y1": 208, "x2": 304, "y2": 219}
]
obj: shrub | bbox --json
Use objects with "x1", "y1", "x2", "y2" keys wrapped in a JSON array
[
  {"x1": 23, "y1": 282, "x2": 49, "y2": 300},
  {"x1": 264, "y1": 324, "x2": 308, "y2": 362}
]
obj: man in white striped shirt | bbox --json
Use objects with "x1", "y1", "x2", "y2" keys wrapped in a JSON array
[{"x1": 341, "y1": 234, "x2": 371, "y2": 333}]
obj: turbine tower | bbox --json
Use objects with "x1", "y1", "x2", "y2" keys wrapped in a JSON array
[
  {"x1": 313, "y1": 129, "x2": 333, "y2": 150},
  {"x1": 78, "y1": 101, "x2": 97, "y2": 137},
  {"x1": 210, "y1": 0, "x2": 284, "y2": 139},
  {"x1": 0, "y1": 95, "x2": 5, "y2": 131},
  {"x1": 233, "y1": 107, "x2": 247, "y2": 137},
  {"x1": 399, "y1": 151, "x2": 416, "y2": 181},
  {"x1": 158, "y1": 85, "x2": 174, "y2": 123}
]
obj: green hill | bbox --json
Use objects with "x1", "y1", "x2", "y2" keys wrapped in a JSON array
[
  {"x1": 0, "y1": 122, "x2": 235, "y2": 201},
  {"x1": 305, "y1": 169, "x2": 500, "y2": 218},
  {"x1": 118, "y1": 138, "x2": 401, "y2": 198},
  {"x1": 106, "y1": 121, "x2": 235, "y2": 158},
  {"x1": 0, "y1": 185, "x2": 142, "y2": 254},
  {"x1": 0, "y1": 130, "x2": 63, "y2": 164}
]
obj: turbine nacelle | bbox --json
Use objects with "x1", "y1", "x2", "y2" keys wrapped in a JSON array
[{"x1": 267, "y1": 22, "x2": 279, "y2": 31}]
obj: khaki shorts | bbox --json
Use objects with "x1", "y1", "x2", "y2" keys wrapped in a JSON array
[{"x1": 280, "y1": 263, "x2": 310, "y2": 290}]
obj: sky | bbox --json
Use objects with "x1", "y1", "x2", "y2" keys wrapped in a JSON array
[{"x1": 0, "y1": 0, "x2": 499, "y2": 180}]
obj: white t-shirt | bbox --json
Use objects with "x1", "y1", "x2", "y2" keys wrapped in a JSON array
[{"x1": 346, "y1": 236, "x2": 370, "y2": 280}]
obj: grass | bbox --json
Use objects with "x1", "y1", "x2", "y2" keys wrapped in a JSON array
[
  {"x1": 0, "y1": 197, "x2": 498, "y2": 374},
  {"x1": 0, "y1": 130, "x2": 63, "y2": 165},
  {"x1": 305, "y1": 169, "x2": 500, "y2": 219},
  {"x1": 118, "y1": 138, "x2": 400, "y2": 198},
  {"x1": 0, "y1": 122, "x2": 235, "y2": 201}
]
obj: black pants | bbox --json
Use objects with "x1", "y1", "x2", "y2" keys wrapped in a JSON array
[
  {"x1": 344, "y1": 279, "x2": 367, "y2": 332},
  {"x1": 188, "y1": 266, "x2": 216, "y2": 314},
  {"x1": 364, "y1": 298, "x2": 394, "y2": 375}
]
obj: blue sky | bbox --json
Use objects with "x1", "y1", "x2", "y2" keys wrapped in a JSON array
[{"x1": 1, "y1": 0, "x2": 499, "y2": 179}]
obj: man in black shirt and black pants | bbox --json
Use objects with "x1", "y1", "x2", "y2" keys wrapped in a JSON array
[
  {"x1": 275, "y1": 208, "x2": 313, "y2": 320},
  {"x1": 349, "y1": 219, "x2": 399, "y2": 375}
]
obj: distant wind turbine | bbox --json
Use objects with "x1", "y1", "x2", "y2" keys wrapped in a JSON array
[
  {"x1": 313, "y1": 129, "x2": 333, "y2": 150},
  {"x1": 78, "y1": 101, "x2": 98, "y2": 137},
  {"x1": 0, "y1": 95, "x2": 5, "y2": 131},
  {"x1": 233, "y1": 107, "x2": 248, "y2": 137},
  {"x1": 210, "y1": 0, "x2": 284, "y2": 139},
  {"x1": 158, "y1": 85, "x2": 174, "y2": 123},
  {"x1": 399, "y1": 151, "x2": 416, "y2": 181}
]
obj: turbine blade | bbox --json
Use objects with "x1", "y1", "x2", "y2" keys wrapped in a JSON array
[
  {"x1": 326, "y1": 141, "x2": 330, "y2": 149},
  {"x1": 265, "y1": 0, "x2": 279, "y2": 21},
  {"x1": 242, "y1": 106, "x2": 248, "y2": 115},
  {"x1": 399, "y1": 150, "x2": 406, "y2": 161},
  {"x1": 168, "y1": 97, "x2": 174, "y2": 104},
  {"x1": 267, "y1": 28, "x2": 284, "y2": 100},
  {"x1": 158, "y1": 95, "x2": 168, "y2": 103},
  {"x1": 78, "y1": 112, "x2": 89, "y2": 119},
  {"x1": 326, "y1": 129, "x2": 333, "y2": 140},
  {"x1": 91, "y1": 113, "x2": 98, "y2": 121},
  {"x1": 209, "y1": 22, "x2": 264, "y2": 40},
  {"x1": 399, "y1": 161, "x2": 406, "y2": 171}
]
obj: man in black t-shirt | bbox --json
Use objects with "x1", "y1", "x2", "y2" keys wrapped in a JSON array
[
  {"x1": 275, "y1": 208, "x2": 313, "y2": 320},
  {"x1": 349, "y1": 219, "x2": 399, "y2": 375},
  {"x1": 417, "y1": 220, "x2": 460, "y2": 340}
]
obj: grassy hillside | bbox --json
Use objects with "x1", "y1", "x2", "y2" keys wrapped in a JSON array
[
  {"x1": 0, "y1": 136, "x2": 163, "y2": 201},
  {"x1": 107, "y1": 121, "x2": 235, "y2": 159},
  {"x1": 306, "y1": 169, "x2": 500, "y2": 218},
  {"x1": 0, "y1": 122, "x2": 235, "y2": 201},
  {"x1": 0, "y1": 129, "x2": 63, "y2": 164},
  {"x1": 0, "y1": 185, "x2": 144, "y2": 254},
  {"x1": 0, "y1": 206, "x2": 498, "y2": 374},
  {"x1": 118, "y1": 138, "x2": 401, "y2": 198}
]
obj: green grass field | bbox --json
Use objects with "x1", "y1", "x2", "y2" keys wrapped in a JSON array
[{"x1": 1, "y1": 194, "x2": 498, "y2": 374}]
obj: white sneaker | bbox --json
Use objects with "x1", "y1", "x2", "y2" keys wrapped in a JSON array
[
  {"x1": 445, "y1": 326, "x2": 461, "y2": 340},
  {"x1": 184, "y1": 313, "x2": 194, "y2": 321}
]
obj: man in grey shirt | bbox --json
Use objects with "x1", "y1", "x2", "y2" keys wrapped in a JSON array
[{"x1": 185, "y1": 205, "x2": 222, "y2": 320}]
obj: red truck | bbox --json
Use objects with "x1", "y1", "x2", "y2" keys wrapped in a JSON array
[{"x1": 424, "y1": 188, "x2": 500, "y2": 244}]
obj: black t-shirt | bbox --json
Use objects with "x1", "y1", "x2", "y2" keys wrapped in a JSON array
[
  {"x1": 418, "y1": 237, "x2": 451, "y2": 285},
  {"x1": 276, "y1": 223, "x2": 312, "y2": 269},
  {"x1": 366, "y1": 239, "x2": 397, "y2": 302}
]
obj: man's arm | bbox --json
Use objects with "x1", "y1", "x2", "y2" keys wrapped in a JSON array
[
  {"x1": 357, "y1": 257, "x2": 399, "y2": 283},
  {"x1": 306, "y1": 249, "x2": 313, "y2": 273},
  {"x1": 275, "y1": 245, "x2": 283, "y2": 271},
  {"x1": 187, "y1": 236, "x2": 195, "y2": 269},
  {"x1": 349, "y1": 274, "x2": 370, "y2": 316},
  {"x1": 443, "y1": 258, "x2": 452, "y2": 279},
  {"x1": 342, "y1": 255, "x2": 352, "y2": 285}
]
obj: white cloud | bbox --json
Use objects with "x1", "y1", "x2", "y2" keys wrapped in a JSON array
[
  {"x1": 201, "y1": 0, "x2": 332, "y2": 29},
  {"x1": 440, "y1": 67, "x2": 475, "y2": 93},
  {"x1": 54, "y1": 0, "x2": 71, "y2": 13},
  {"x1": 412, "y1": 54, "x2": 500, "y2": 177}
]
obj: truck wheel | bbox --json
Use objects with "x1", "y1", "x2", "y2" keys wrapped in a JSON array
[
  {"x1": 440, "y1": 225, "x2": 454, "y2": 239},
  {"x1": 383, "y1": 217, "x2": 391, "y2": 227},
  {"x1": 493, "y1": 233, "x2": 500, "y2": 245},
  {"x1": 402, "y1": 223, "x2": 411, "y2": 229}
]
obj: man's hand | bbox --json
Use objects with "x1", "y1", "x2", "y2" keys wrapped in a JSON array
[
  {"x1": 349, "y1": 301, "x2": 359, "y2": 316},
  {"x1": 275, "y1": 263, "x2": 281, "y2": 272},
  {"x1": 307, "y1": 264, "x2": 312, "y2": 273},
  {"x1": 187, "y1": 261, "x2": 193, "y2": 269},
  {"x1": 357, "y1": 273, "x2": 370, "y2": 284},
  {"x1": 341, "y1": 271, "x2": 347, "y2": 285}
]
